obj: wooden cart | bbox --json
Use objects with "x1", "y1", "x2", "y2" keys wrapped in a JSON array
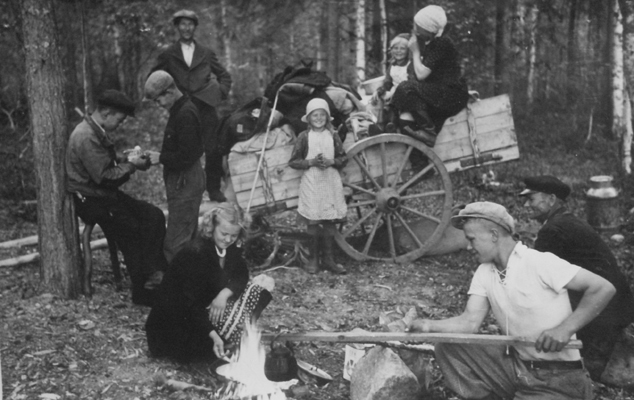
[{"x1": 228, "y1": 94, "x2": 518, "y2": 263}]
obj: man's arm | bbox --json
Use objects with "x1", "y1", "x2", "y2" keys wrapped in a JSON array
[
  {"x1": 535, "y1": 268, "x2": 616, "y2": 352},
  {"x1": 208, "y1": 51, "x2": 232, "y2": 99},
  {"x1": 409, "y1": 294, "x2": 490, "y2": 334}
]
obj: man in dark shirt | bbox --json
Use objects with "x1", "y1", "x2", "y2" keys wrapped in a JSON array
[
  {"x1": 152, "y1": 9, "x2": 232, "y2": 203},
  {"x1": 66, "y1": 90, "x2": 167, "y2": 306},
  {"x1": 145, "y1": 71, "x2": 205, "y2": 263},
  {"x1": 520, "y1": 175, "x2": 634, "y2": 380}
]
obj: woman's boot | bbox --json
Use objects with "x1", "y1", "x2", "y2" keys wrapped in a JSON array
[{"x1": 321, "y1": 233, "x2": 346, "y2": 275}]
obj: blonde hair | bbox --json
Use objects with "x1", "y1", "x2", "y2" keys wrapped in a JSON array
[{"x1": 199, "y1": 202, "x2": 251, "y2": 244}]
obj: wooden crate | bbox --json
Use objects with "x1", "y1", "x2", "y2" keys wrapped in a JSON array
[
  {"x1": 228, "y1": 94, "x2": 518, "y2": 210},
  {"x1": 434, "y1": 94, "x2": 518, "y2": 172}
]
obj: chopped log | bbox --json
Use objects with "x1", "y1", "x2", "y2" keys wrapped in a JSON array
[
  {"x1": 260, "y1": 331, "x2": 582, "y2": 349},
  {"x1": 0, "y1": 201, "x2": 221, "y2": 250},
  {"x1": 0, "y1": 238, "x2": 111, "y2": 268}
]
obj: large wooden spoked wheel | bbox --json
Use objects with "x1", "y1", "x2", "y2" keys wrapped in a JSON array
[{"x1": 335, "y1": 134, "x2": 453, "y2": 263}]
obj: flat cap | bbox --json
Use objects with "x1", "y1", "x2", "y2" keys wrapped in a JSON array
[
  {"x1": 451, "y1": 201, "x2": 515, "y2": 234},
  {"x1": 173, "y1": 9, "x2": 198, "y2": 25},
  {"x1": 144, "y1": 70, "x2": 174, "y2": 100},
  {"x1": 97, "y1": 90, "x2": 135, "y2": 117},
  {"x1": 519, "y1": 175, "x2": 571, "y2": 200}
]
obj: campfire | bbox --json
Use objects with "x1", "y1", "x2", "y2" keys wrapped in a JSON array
[{"x1": 213, "y1": 322, "x2": 288, "y2": 400}]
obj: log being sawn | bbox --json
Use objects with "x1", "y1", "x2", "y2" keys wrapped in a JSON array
[{"x1": 260, "y1": 331, "x2": 582, "y2": 349}]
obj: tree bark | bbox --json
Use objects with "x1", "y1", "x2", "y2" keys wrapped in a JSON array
[
  {"x1": 356, "y1": 0, "x2": 366, "y2": 87},
  {"x1": 494, "y1": 0, "x2": 506, "y2": 95},
  {"x1": 379, "y1": 0, "x2": 387, "y2": 76},
  {"x1": 526, "y1": 3, "x2": 539, "y2": 108},
  {"x1": 20, "y1": 0, "x2": 83, "y2": 298},
  {"x1": 612, "y1": 0, "x2": 626, "y2": 142},
  {"x1": 619, "y1": 0, "x2": 634, "y2": 174}
]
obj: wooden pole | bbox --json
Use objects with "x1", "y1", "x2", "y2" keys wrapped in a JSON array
[{"x1": 260, "y1": 331, "x2": 583, "y2": 349}]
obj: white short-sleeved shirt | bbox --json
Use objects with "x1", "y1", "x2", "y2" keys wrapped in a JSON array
[{"x1": 468, "y1": 242, "x2": 582, "y2": 361}]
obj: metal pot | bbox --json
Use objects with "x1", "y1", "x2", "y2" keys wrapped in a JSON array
[{"x1": 264, "y1": 337, "x2": 298, "y2": 382}]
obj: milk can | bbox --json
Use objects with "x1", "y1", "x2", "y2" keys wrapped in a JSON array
[{"x1": 586, "y1": 175, "x2": 620, "y2": 231}]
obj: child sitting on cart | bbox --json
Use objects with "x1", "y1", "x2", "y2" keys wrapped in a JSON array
[
  {"x1": 289, "y1": 98, "x2": 348, "y2": 275},
  {"x1": 371, "y1": 33, "x2": 411, "y2": 129}
]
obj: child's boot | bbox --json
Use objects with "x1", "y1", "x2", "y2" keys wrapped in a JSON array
[
  {"x1": 305, "y1": 227, "x2": 320, "y2": 274},
  {"x1": 321, "y1": 233, "x2": 346, "y2": 275}
]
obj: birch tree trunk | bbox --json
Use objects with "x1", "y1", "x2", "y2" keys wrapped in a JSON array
[
  {"x1": 619, "y1": 0, "x2": 634, "y2": 174},
  {"x1": 379, "y1": 0, "x2": 387, "y2": 76},
  {"x1": 624, "y1": 91, "x2": 633, "y2": 174},
  {"x1": 356, "y1": 0, "x2": 366, "y2": 87},
  {"x1": 20, "y1": 0, "x2": 83, "y2": 298},
  {"x1": 613, "y1": 0, "x2": 626, "y2": 142},
  {"x1": 494, "y1": 0, "x2": 506, "y2": 95},
  {"x1": 526, "y1": 3, "x2": 539, "y2": 108}
]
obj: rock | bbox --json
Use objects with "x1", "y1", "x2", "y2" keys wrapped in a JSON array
[
  {"x1": 396, "y1": 349, "x2": 433, "y2": 391},
  {"x1": 350, "y1": 346, "x2": 420, "y2": 400},
  {"x1": 601, "y1": 333, "x2": 634, "y2": 388}
]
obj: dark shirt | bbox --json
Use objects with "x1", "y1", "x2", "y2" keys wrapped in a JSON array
[
  {"x1": 535, "y1": 207, "x2": 634, "y2": 330},
  {"x1": 409, "y1": 36, "x2": 464, "y2": 89},
  {"x1": 66, "y1": 117, "x2": 136, "y2": 198},
  {"x1": 145, "y1": 238, "x2": 249, "y2": 358},
  {"x1": 159, "y1": 95, "x2": 204, "y2": 172}
]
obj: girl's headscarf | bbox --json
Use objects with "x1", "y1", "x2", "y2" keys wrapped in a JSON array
[
  {"x1": 390, "y1": 33, "x2": 409, "y2": 49},
  {"x1": 414, "y1": 5, "x2": 447, "y2": 38}
]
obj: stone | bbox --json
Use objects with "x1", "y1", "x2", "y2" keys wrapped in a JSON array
[
  {"x1": 350, "y1": 346, "x2": 420, "y2": 400},
  {"x1": 601, "y1": 332, "x2": 634, "y2": 388}
]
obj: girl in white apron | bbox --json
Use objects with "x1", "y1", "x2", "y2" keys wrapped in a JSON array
[{"x1": 289, "y1": 98, "x2": 347, "y2": 274}]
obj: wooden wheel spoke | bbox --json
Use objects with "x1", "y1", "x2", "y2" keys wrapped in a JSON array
[
  {"x1": 344, "y1": 182, "x2": 376, "y2": 197},
  {"x1": 393, "y1": 211, "x2": 424, "y2": 248},
  {"x1": 398, "y1": 163, "x2": 434, "y2": 194},
  {"x1": 401, "y1": 189, "x2": 446, "y2": 200},
  {"x1": 342, "y1": 207, "x2": 377, "y2": 238},
  {"x1": 390, "y1": 145, "x2": 414, "y2": 188},
  {"x1": 348, "y1": 199, "x2": 377, "y2": 209},
  {"x1": 380, "y1": 142, "x2": 387, "y2": 187},
  {"x1": 362, "y1": 214, "x2": 383, "y2": 256},
  {"x1": 399, "y1": 206, "x2": 441, "y2": 224},
  {"x1": 385, "y1": 213, "x2": 396, "y2": 258},
  {"x1": 352, "y1": 155, "x2": 381, "y2": 190}
]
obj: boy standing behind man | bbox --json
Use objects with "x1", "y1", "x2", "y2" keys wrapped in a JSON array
[{"x1": 145, "y1": 71, "x2": 205, "y2": 263}]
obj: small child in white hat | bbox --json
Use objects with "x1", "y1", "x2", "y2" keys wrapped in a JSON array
[{"x1": 288, "y1": 98, "x2": 348, "y2": 275}]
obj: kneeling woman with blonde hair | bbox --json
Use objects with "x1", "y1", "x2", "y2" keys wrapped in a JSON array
[{"x1": 145, "y1": 202, "x2": 273, "y2": 363}]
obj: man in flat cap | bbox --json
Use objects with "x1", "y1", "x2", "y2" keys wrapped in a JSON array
[
  {"x1": 144, "y1": 70, "x2": 205, "y2": 263},
  {"x1": 66, "y1": 90, "x2": 167, "y2": 306},
  {"x1": 152, "y1": 9, "x2": 232, "y2": 203},
  {"x1": 409, "y1": 201, "x2": 615, "y2": 399},
  {"x1": 520, "y1": 175, "x2": 634, "y2": 380}
]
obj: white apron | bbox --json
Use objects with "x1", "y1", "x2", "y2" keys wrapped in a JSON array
[{"x1": 297, "y1": 130, "x2": 347, "y2": 221}]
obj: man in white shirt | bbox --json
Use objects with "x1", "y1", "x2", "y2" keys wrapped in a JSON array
[{"x1": 409, "y1": 201, "x2": 616, "y2": 399}]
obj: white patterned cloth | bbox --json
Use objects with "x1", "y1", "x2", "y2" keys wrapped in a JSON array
[{"x1": 297, "y1": 130, "x2": 347, "y2": 221}]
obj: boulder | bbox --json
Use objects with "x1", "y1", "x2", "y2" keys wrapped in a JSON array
[
  {"x1": 350, "y1": 346, "x2": 420, "y2": 400},
  {"x1": 601, "y1": 333, "x2": 634, "y2": 388}
]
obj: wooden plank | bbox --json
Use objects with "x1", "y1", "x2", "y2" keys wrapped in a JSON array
[
  {"x1": 259, "y1": 331, "x2": 582, "y2": 349},
  {"x1": 434, "y1": 127, "x2": 517, "y2": 162},
  {"x1": 436, "y1": 112, "x2": 515, "y2": 145},
  {"x1": 440, "y1": 94, "x2": 512, "y2": 127},
  {"x1": 228, "y1": 145, "x2": 295, "y2": 176}
]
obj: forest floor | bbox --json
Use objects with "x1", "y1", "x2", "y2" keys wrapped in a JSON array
[{"x1": 3, "y1": 111, "x2": 634, "y2": 399}]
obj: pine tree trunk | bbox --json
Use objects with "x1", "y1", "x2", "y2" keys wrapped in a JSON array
[
  {"x1": 20, "y1": 0, "x2": 83, "y2": 298},
  {"x1": 526, "y1": 3, "x2": 539, "y2": 108}
]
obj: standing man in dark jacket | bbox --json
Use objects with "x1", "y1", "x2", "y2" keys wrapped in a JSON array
[
  {"x1": 520, "y1": 175, "x2": 634, "y2": 380},
  {"x1": 66, "y1": 90, "x2": 167, "y2": 306},
  {"x1": 145, "y1": 71, "x2": 205, "y2": 263},
  {"x1": 152, "y1": 9, "x2": 232, "y2": 203}
]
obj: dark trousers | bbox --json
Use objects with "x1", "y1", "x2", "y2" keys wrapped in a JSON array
[
  {"x1": 435, "y1": 343, "x2": 593, "y2": 400},
  {"x1": 190, "y1": 97, "x2": 224, "y2": 195},
  {"x1": 73, "y1": 192, "x2": 167, "y2": 291}
]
